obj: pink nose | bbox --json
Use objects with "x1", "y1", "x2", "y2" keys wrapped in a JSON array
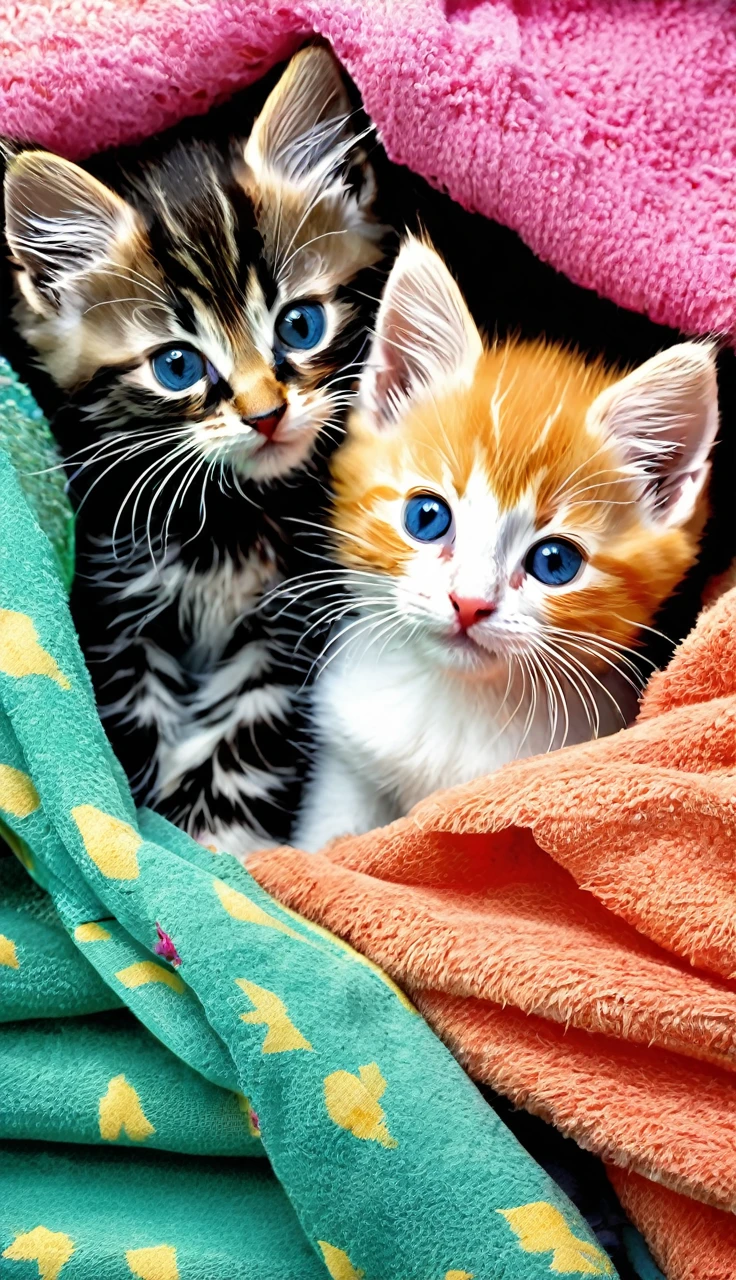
[
  {"x1": 449, "y1": 593, "x2": 496, "y2": 631},
  {"x1": 245, "y1": 403, "x2": 287, "y2": 440}
]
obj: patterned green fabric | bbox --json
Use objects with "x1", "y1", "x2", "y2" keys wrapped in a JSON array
[
  {"x1": 0, "y1": 357, "x2": 74, "y2": 592},
  {"x1": 0, "y1": 1011, "x2": 263, "y2": 1156},
  {"x1": 0, "y1": 859, "x2": 119, "y2": 1022},
  {"x1": 0, "y1": 375, "x2": 618, "y2": 1280},
  {"x1": 0, "y1": 1142, "x2": 324, "y2": 1280}
]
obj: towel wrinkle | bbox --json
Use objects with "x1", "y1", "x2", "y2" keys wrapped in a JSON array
[
  {"x1": 2, "y1": 2, "x2": 736, "y2": 340},
  {"x1": 251, "y1": 586, "x2": 736, "y2": 1278}
]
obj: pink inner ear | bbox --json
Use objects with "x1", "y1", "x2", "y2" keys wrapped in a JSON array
[
  {"x1": 363, "y1": 239, "x2": 484, "y2": 427},
  {"x1": 373, "y1": 325, "x2": 411, "y2": 416},
  {"x1": 591, "y1": 346, "x2": 719, "y2": 527},
  {"x1": 646, "y1": 403, "x2": 717, "y2": 524},
  {"x1": 370, "y1": 291, "x2": 428, "y2": 423}
]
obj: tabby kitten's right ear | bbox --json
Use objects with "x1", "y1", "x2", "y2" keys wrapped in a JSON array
[
  {"x1": 360, "y1": 237, "x2": 483, "y2": 426},
  {"x1": 243, "y1": 45, "x2": 374, "y2": 205},
  {"x1": 4, "y1": 151, "x2": 140, "y2": 314}
]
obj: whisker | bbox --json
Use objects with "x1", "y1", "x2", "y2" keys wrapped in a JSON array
[
  {"x1": 279, "y1": 228, "x2": 348, "y2": 277},
  {"x1": 611, "y1": 614, "x2": 673, "y2": 646},
  {"x1": 553, "y1": 636, "x2": 645, "y2": 700},
  {"x1": 111, "y1": 441, "x2": 194, "y2": 556}
]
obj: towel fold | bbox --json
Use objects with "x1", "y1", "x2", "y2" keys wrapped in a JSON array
[
  {"x1": 251, "y1": 586, "x2": 736, "y2": 1279},
  {"x1": 3, "y1": 1, "x2": 736, "y2": 342},
  {"x1": 0, "y1": 407, "x2": 614, "y2": 1279}
]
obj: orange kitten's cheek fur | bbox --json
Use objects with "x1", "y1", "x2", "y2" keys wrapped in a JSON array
[
  {"x1": 336, "y1": 511, "x2": 410, "y2": 576},
  {"x1": 592, "y1": 532, "x2": 698, "y2": 616},
  {"x1": 546, "y1": 530, "x2": 698, "y2": 655},
  {"x1": 332, "y1": 473, "x2": 413, "y2": 576},
  {"x1": 544, "y1": 581, "x2": 648, "y2": 653}
]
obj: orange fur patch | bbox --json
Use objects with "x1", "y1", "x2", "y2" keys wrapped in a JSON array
[{"x1": 331, "y1": 340, "x2": 705, "y2": 655}]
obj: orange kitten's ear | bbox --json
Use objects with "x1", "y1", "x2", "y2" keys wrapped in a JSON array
[
  {"x1": 244, "y1": 47, "x2": 373, "y2": 204},
  {"x1": 4, "y1": 151, "x2": 140, "y2": 314},
  {"x1": 587, "y1": 342, "x2": 719, "y2": 526},
  {"x1": 361, "y1": 237, "x2": 483, "y2": 426}
]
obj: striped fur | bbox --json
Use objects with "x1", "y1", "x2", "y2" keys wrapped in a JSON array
[{"x1": 2, "y1": 48, "x2": 387, "y2": 856}]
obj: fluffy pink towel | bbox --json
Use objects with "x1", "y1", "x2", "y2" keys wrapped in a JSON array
[{"x1": 1, "y1": 1, "x2": 736, "y2": 341}]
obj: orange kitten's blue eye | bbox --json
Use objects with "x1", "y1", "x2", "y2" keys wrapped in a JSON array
[
  {"x1": 525, "y1": 538, "x2": 583, "y2": 585},
  {"x1": 275, "y1": 302, "x2": 326, "y2": 350},
  {"x1": 403, "y1": 494, "x2": 453, "y2": 542},
  {"x1": 152, "y1": 346, "x2": 206, "y2": 391}
]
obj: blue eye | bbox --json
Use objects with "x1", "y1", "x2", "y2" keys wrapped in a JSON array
[
  {"x1": 274, "y1": 301, "x2": 326, "y2": 351},
  {"x1": 403, "y1": 493, "x2": 453, "y2": 542},
  {"x1": 525, "y1": 538, "x2": 584, "y2": 586},
  {"x1": 151, "y1": 346, "x2": 206, "y2": 391}
]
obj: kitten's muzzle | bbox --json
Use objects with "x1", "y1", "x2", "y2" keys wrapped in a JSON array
[
  {"x1": 449, "y1": 593, "x2": 497, "y2": 631},
  {"x1": 244, "y1": 403, "x2": 287, "y2": 440}
]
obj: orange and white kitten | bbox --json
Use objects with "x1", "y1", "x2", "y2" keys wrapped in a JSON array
[{"x1": 295, "y1": 238, "x2": 718, "y2": 850}]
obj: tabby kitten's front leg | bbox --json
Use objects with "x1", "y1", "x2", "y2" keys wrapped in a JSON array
[
  {"x1": 82, "y1": 520, "x2": 321, "y2": 859},
  {"x1": 73, "y1": 543, "x2": 194, "y2": 806},
  {"x1": 155, "y1": 603, "x2": 311, "y2": 859}
]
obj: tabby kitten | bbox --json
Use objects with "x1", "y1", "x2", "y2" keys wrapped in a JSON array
[
  {"x1": 3, "y1": 47, "x2": 386, "y2": 857},
  {"x1": 296, "y1": 239, "x2": 718, "y2": 850}
]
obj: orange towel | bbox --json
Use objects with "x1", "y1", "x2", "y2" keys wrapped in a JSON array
[{"x1": 250, "y1": 586, "x2": 736, "y2": 1279}]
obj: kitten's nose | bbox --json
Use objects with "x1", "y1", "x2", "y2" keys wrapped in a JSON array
[
  {"x1": 450, "y1": 593, "x2": 496, "y2": 630},
  {"x1": 244, "y1": 403, "x2": 287, "y2": 440}
]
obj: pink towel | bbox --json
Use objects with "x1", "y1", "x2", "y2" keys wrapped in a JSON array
[{"x1": 2, "y1": 1, "x2": 736, "y2": 341}]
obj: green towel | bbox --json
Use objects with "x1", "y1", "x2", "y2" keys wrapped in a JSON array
[
  {"x1": 0, "y1": 859, "x2": 119, "y2": 1021},
  {"x1": 0, "y1": 1142, "x2": 325, "y2": 1280},
  {"x1": 0, "y1": 357, "x2": 74, "y2": 592},
  {"x1": 0, "y1": 1011, "x2": 262, "y2": 1156},
  {"x1": 0, "y1": 371, "x2": 618, "y2": 1279}
]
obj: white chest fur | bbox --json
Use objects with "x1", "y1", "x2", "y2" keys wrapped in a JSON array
[{"x1": 296, "y1": 634, "x2": 637, "y2": 851}]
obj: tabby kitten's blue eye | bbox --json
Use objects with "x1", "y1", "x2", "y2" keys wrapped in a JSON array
[
  {"x1": 403, "y1": 494, "x2": 453, "y2": 542},
  {"x1": 152, "y1": 346, "x2": 206, "y2": 391},
  {"x1": 525, "y1": 538, "x2": 583, "y2": 586},
  {"x1": 274, "y1": 302, "x2": 326, "y2": 351}
]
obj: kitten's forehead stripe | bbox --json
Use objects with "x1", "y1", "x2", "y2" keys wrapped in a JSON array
[
  {"x1": 406, "y1": 344, "x2": 625, "y2": 515},
  {"x1": 171, "y1": 294, "x2": 199, "y2": 338},
  {"x1": 136, "y1": 147, "x2": 264, "y2": 343}
]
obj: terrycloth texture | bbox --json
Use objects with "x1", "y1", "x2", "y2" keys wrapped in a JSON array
[
  {"x1": 609, "y1": 1171, "x2": 736, "y2": 1280},
  {"x1": 0, "y1": 439, "x2": 614, "y2": 1279},
  {"x1": 0, "y1": 357, "x2": 74, "y2": 592},
  {"x1": 485, "y1": 1091, "x2": 665, "y2": 1279},
  {"x1": 0, "y1": 1141, "x2": 325, "y2": 1280},
  {"x1": 0, "y1": 859, "x2": 120, "y2": 1021},
  {"x1": 250, "y1": 584, "x2": 736, "y2": 1280},
  {"x1": 3, "y1": 2, "x2": 736, "y2": 339},
  {"x1": 0, "y1": 1011, "x2": 263, "y2": 1156}
]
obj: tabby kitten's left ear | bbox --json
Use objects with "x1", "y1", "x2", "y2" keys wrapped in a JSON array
[
  {"x1": 243, "y1": 46, "x2": 374, "y2": 207},
  {"x1": 4, "y1": 150, "x2": 141, "y2": 315}
]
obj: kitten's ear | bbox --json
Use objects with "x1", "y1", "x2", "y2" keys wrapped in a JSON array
[
  {"x1": 4, "y1": 150, "x2": 139, "y2": 312},
  {"x1": 587, "y1": 342, "x2": 719, "y2": 526},
  {"x1": 361, "y1": 237, "x2": 483, "y2": 426},
  {"x1": 243, "y1": 46, "x2": 371, "y2": 200}
]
